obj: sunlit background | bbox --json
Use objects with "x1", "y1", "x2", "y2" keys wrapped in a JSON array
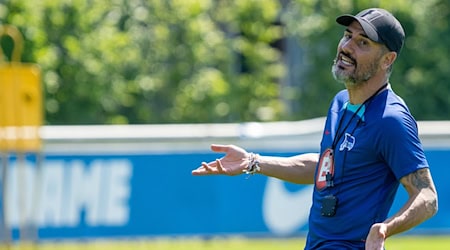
[{"x1": 0, "y1": 0, "x2": 449, "y2": 249}]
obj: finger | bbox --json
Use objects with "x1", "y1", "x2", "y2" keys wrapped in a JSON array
[
  {"x1": 216, "y1": 159, "x2": 227, "y2": 174},
  {"x1": 191, "y1": 162, "x2": 209, "y2": 175},
  {"x1": 191, "y1": 161, "x2": 218, "y2": 176},
  {"x1": 202, "y1": 161, "x2": 214, "y2": 172}
]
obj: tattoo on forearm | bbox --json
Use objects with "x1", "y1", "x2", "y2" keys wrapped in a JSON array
[
  {"x1": 398, "y1": 168, "x2": 438, "y2": 225},
  {"x1": 405, "y1": 169, "x2": 431, "y2": 190}
]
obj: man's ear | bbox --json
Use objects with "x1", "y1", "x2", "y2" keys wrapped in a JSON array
[{"x1": 383, "y1": 51, "x2": 397, "y2": 70}]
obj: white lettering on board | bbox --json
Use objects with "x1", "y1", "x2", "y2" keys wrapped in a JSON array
[{"x1": 3, "y1": 159, "x2": 132, "y2": 228}]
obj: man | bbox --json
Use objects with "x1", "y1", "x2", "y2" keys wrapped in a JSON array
[{"x1": 192, "y1": 8, "x2": 438, "y2": 250}]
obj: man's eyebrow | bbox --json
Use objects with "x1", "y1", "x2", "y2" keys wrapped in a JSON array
[{"x1": 345, "y1": 28, "x2": 370, "y2": 39}]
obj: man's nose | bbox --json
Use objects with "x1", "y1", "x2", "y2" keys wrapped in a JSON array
[{"x1": 340, "y1": 39, "x2": 354, "y2": 54}]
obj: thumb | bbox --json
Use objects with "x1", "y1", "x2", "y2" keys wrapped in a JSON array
[{"x1": 210, "y1": 144, "x2": 230, "y2": 153}]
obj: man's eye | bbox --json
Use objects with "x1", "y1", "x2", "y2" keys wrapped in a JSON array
[{"x1": 359, "y1": 40, "x2": 368, "y2": 46}]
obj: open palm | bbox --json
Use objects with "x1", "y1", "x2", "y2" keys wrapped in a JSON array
[{"x1": 191, "y1": 144, "x2": 249, "y2": 176}]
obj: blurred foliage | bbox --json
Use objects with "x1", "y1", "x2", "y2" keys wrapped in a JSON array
[
  {"x1": 283, "y1": 0, "x2": 450, "y2": 120},
  {"x1": 0, "y1": 0, "x2": 448, "y2": 124}
]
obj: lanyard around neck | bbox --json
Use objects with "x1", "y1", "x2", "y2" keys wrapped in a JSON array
[{"x1": 331, "y1": 83, "x2": 388, "y2": 150}]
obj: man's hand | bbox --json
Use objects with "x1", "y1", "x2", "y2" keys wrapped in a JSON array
[
  {"x1": 191, "y1": 144, "x2": 249, "y2": 176},
  {"x1": 365, "y1": 223, "x2": 387, "y2": 250}
]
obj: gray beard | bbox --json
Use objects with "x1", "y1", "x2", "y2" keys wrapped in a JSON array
[{"x1": 331, "y1": 63, "x2": 374, "y2": 87}]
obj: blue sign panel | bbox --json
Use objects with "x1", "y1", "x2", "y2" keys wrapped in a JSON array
[{"x1": 1, "y1": 149, "x2": 449, "y2": 240}]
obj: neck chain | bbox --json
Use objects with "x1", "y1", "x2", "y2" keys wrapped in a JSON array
[{"x1": 331, "y1": 83, "x2": 388, "y2": 150}]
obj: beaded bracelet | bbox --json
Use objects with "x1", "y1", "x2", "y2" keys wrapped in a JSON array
[{"x1": 243, "y1": 152, "x2": 260, "y2": 178}]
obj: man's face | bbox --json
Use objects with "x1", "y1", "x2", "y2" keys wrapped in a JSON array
[{"x1": 332, "y1": 21, "x2": 386, "y2": 86}]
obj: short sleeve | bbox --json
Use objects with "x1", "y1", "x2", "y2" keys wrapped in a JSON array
[{"x1": 376, "y1": 108, "x2": 429, "y2": 180}]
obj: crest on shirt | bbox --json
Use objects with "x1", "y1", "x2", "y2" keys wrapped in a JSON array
[{"x1": 339, "y1": 133, "x2": 355, "y2": 151}]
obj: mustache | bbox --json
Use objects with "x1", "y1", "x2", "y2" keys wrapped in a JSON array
[{"x1": 338, "y1": 51, "x2": 356, "y2": 63}]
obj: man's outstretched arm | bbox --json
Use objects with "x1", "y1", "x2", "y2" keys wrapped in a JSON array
[{"x1": 192, "y1": 144, "x2": 318, "y2": 184}]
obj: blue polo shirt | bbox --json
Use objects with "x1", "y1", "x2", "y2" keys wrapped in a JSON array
[{"x1": 305, "y1": 88, "x2": 429, "y2": 249}]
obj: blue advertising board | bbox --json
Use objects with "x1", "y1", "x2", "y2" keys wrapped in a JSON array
[{"x1": 1, "y1": 148, "x2": 449, "y2": 240}]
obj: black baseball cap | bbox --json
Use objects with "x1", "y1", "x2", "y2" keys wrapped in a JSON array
[{"x1": 336, "y1": 8, "x2": 405, "y2": 54}]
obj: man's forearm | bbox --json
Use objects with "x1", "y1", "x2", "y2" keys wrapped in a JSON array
[
  {"x1": 384, "y1": 169, "x2": 438, "y2": 237},
  {"x1": 257, "y1": 153, "x2": 319, "y2": 184}
]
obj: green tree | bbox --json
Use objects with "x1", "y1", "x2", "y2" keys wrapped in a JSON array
[
  {"x1": 0, "y1": 0, "x2": 448, "y2": 124},
  {"x1": 282, "y1": 0, "x2": 449, "y2": 120},
  {"x1": 1, "y1": 0, "x2": 285, "y2": 124}
]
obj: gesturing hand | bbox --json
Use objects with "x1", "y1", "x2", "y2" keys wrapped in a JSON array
[
  {"x1": 365, "y1": 223, "x2": 387, "y2": 250},
  {"x1": 191, "y1": 144, "x2": 250, "y2": 176}
]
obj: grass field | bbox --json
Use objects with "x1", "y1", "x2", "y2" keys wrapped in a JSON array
[{"x1": 1, "y1": 236, "x2": 450, "y2": 250}]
